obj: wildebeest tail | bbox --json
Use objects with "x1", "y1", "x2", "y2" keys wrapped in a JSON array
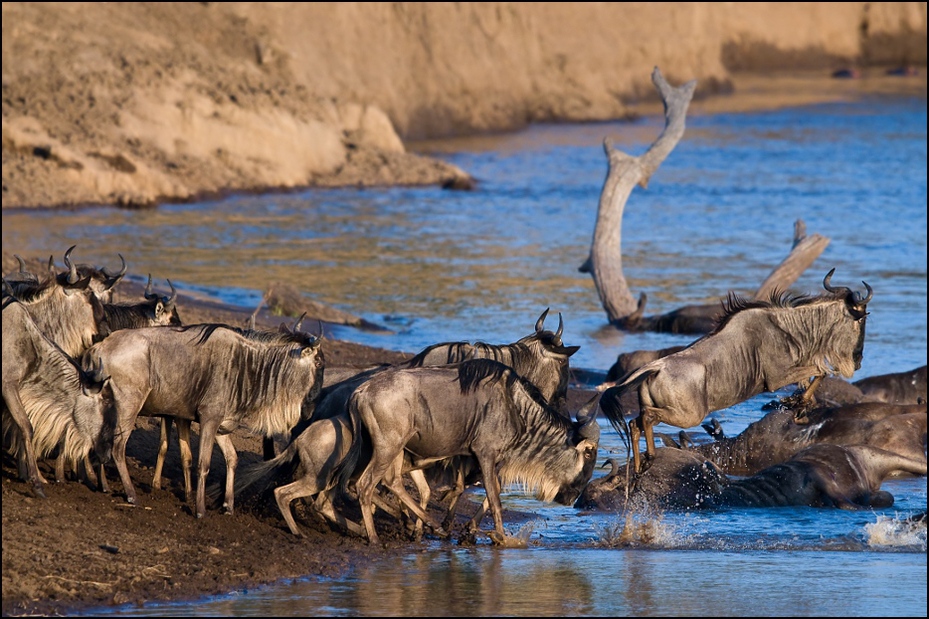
[
  {"x1": 600, "y1": 367, "x2": 657, "y2": 450},
  {"x1": 332, "y1": 393, "x2": 366, "y2": 497}
]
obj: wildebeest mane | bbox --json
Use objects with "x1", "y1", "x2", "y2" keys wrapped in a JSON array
[
  {"x1": 457, "y1": 359, "x2": 572, "y2": 432},
  {"x1": 709, "y1": 290, "x2": 826, "y2": 335},
  {"x1": 180, "y1": 323, "x2": 317, "y2": 348},
  {"x1": 2, "y1": 275, "x2": 56, "y2": 303}
]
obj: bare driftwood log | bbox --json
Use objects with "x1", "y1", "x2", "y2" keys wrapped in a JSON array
[
  {"x1": 580, "y1": 67, "x2": 830, "y2": 333},
  {"x1": 616, "y1": 219, "x2": 831, "y2": 334},
  {"x1": 753, "y1": 219, "x2": 830, "y2": 300},
  {"x1": 579, "y1": 66, "x2": 696, "y2": 321}
]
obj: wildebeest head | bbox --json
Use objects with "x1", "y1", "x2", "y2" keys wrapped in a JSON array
[
  {"x1": 552, "y1": 393, "x2": 601, "y2": 505},
  {"x1": 512, "y1": 308, "x2": 581, "y2": 411},
  {"x1": 143, "y1": 274, "x2": 183, "y2": 326},
  {"x1": 78, "y1": 357, "x2": 117, "y2": 465},
  {"x1": 59, "y1": 246, "x2": 126, "y2": 304},
  {"x1": 821, "y1": 268, "x2": 872, "y2": 374}
]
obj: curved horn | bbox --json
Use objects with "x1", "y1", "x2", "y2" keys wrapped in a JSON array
[
  {"x1": 101, "y1": 253, "x2": 127, "y2": 281},
  {"x1": 47, "y1": 255, "x2": 56, "y2": 277},
  {"x1": 64, "y1": 245, "x2": 79, "y2": 284},
  {"x1": 856, "y1": 281, "x2": 873, "y2": 305},
  {"x1": 822, "y1": 268, "x2": 839, "y2": 293},
  {"x1": 555, "y1": 312, "x2": 564, "y2": 340},
  {"x1": 535, "y1": 308, "x2": 550, "y2": 333},
  {"x1": 15, "y1": 255, "x2": 27, "y2": 273},
  {"x1": 144, "y1": 274, "x2": 156, "y2": 300},
  {"x1": 165, "y1": 279, "x2": 177, "y2": 308},
  {"x1": 293, "y1": 312, "x2": 307, "y2": 333}
]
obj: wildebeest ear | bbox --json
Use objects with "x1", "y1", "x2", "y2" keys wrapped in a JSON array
[
  {"x1": 154, "y1": 301, "x2": 165, "y2": 318},
  {"x1": 558, "y1": 344, "x2": 581, "y2": 357}
]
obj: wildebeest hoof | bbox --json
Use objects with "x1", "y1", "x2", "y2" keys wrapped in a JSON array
[
  {"x1": 32, "y1": 484, "x2": 47, "y2": 499},
  {"x1": 489, "y1": 531, "x2": 507, "y2": 546},
  {"x1": 792, "y1": 412, "x2": 811, "y2": 425},
  {"x1": 457, "y1": 530, "x2": 478, "y2": 546}
]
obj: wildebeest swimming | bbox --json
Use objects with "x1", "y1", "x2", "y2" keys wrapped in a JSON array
[
  {"x1": 578, "y1": 441, "x2": 926, "y2": 512},
  {"x1": 668, "y1": 402, "x2": 927, "y2": 477},
  {"x1": 82, "y1": 318, "x2": 325, "y2": 518},
  {"x1": 333, "y1": 359, "x2": 600, "y2": 546},
  {"x1": 600, "y1": 269, "x2": 872, "y2": 473},
  {"x1": 854, "y1": 364, "x2": 927, "y2": 405},
  {"x1": 2, "y1": 293, "x2": 117, "y2": 498}
]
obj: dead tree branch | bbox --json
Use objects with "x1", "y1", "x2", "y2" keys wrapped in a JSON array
[
  {"x1": 581, "y1": 67, "x2": 697, "y2": 322},
  {"x1": 754, "y1": 219, "x2": 830, "y2": 300}
]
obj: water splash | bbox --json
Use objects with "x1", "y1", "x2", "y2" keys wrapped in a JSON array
[
  {"x1": 864, "y1": 513, "x2": 927, "y2": 550},
  {"x1": 593, "y1": 511, "x2": 683, "y2": 548}
]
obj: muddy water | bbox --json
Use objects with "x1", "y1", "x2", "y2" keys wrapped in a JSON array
[{"x1": 6, "y1": 94, "x2": 926, "y2": 616}]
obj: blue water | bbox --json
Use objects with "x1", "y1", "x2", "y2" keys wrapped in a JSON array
[{"x1": 4, "y1": 94, "x2": 927, "y2": 616}]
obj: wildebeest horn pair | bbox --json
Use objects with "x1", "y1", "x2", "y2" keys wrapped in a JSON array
[
  {"x1": 534, "y1": 307, "x2": 565, "y2": 342},
  {"x1": 823, "y1": 267, "x2": 873, "y2": 306}
]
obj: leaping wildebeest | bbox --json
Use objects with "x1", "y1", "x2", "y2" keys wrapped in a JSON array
[
  {"x1": 334, "y1": 359, "x2": 601, "y2": 546},
  {"x1": 600, "y1": 268, "x2": 872, "y2": 473},
  {"x1": 82, "y1": 318, "x2": 325, "y2": 518}
]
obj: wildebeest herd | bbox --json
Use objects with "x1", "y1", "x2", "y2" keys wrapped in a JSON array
[{"x1": 3, "y1": 248, "x2": 926, "y2": 546}]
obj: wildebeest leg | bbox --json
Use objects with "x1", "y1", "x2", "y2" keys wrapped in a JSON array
[
  {"x1": 381, "y1": 459, "x2": 447, "y2": 539},
  {"x1": 3, "y1": 393, "x2": 46, "y2": 498},
  {"x1": 474, "y1": 454, "x2": 507, "y2": 545},
  {"x1": 354, "y1": 453, "x2": 387, "y2": 545},
  {"x1": 214, "y1": 433, "x2": 238, "y2": 515},
  {"x1": 641, "y1": 413, "x2": 658, "y2": 467},
  {"x1": 151, "y1": 417, "x2": 172, "y2": 491},
  {"x1": 194, "y1": 417, "x2": 222, "y2": 518},
  {"x1": 628, "y1": 414, "x2": 643, "y2": 474},
  {"x1": 312, "y1": 489, "x2": 368, "y2": 537},
  {"x1": 440, "y1": 466, "x2": 468, "y2": 531},
  {"x1": 156, "y1": 418, "x2": 196, "y2": 505},
  {"x1": 794, "y1": 375, "x2": 824, "y2": 423},
  {"x1": 177, "y1": 420, "x2": 194, "y2": 504},
  {"x1": 465, "y1": 497, "x2": 491, "y2": 536},
  {"x1": 405, "y1": 468, "x2": 432, "y2": 541},
  {"x1": 273, "y1": 477, "x2": 318, "y2": 537}
]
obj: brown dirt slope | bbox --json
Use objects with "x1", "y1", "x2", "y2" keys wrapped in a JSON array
[{"x1": 3, "y1": 2, "x2": 926, "y2": 210}]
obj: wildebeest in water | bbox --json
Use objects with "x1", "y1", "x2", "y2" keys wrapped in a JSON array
[
  {"x1": 334, "y1": 359, "x2": 601, "y2": 546},
  {"x1": 600, "y1": 269, "x2": 872, "y2": 473}
]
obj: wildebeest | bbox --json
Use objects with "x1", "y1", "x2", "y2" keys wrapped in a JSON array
[
  {"x1": 601, "y1": 269, "x2": 872, "y2": 473},
  {"x1": 677, "y1": 401, "x2": 927, "y2": 477},
  {"x1": 577, "y1": 442, "x2": 926, "y2": 512},
  {"x1": 4, "y1": 252, "x2": 111, "y2": 358},
  {"x1": 613, "y1": 292, "x2": 724, "y2": 335},
  {"x1": 101, "y1": 275, "x2": 182, "y2": 331},
  {"x1": 2, "y1": 293, "x2": 117, "y2": 498},
  {"x1": 82, "y1": 318, "x2": 325, "y2": 518},
  {"x1": 854, "y1": 365, "x2": 927, "y2": 405},
  {"x1": 334, "y1": 359, "x2": 601, "y2": 546},
  {"x1": 710, "y1": 443, "x2": 927, "y2": 509},
  {"x1": 301, "y1": 308, "x2": 581, "y2": 531}
]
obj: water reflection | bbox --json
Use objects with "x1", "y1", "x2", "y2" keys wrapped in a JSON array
[{"x1": 91, "y1": 547, "x2": 927, "y2": 617}]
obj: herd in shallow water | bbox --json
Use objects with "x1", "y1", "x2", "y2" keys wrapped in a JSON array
[{"x1": 3, "y1": 247, "x2": 926, "y2": 546}]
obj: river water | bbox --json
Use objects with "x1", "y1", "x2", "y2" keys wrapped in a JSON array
[{"x1": 3, "y1": 94, "x2": 926, "y2": 616}]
